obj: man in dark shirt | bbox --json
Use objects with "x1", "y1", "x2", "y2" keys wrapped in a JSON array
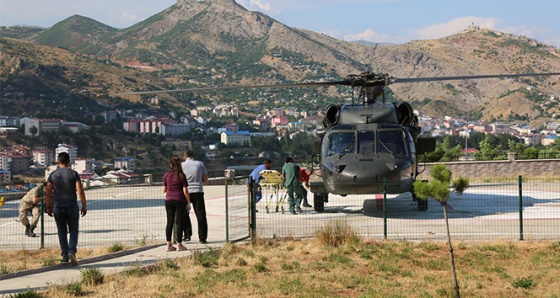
[{"x1": 45, "y1": 152, "x2": 87, "y2": 265}]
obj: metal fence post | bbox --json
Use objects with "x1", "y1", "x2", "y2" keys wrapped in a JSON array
[
  {"x1": 225, "y1": 179, "x2": 229, "y2": 243},
  {"x1": 518, "y1": 175, "x2": 524, "y2": 241},
  {"x1": 383, "y1": 177, "x2": 387, "y2": 240},
  {"x1": 249, "y1": 180, "x2": 256, "y2": 242},
  {"x1": 40, "y1": 192, "x2": 45, "y2": 249}
]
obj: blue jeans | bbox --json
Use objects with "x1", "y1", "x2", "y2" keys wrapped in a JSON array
[
  {"x1": 53, "y1": 205, "x2": 80, "y2": 260},
  {"x1": 252, "y1": 184, "x2": 262, "y2": 203}
]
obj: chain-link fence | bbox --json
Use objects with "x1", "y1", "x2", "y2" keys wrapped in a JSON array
[
  {"x1": 253, "y1": 177, "x2": 560, "y2": 241},
  {"x1": 1, "y1": 176, "x2": 559, "y2": 250}
]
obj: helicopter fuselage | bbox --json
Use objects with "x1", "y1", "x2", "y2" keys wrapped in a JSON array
[
  {"x1": 320, "y1": 123, "x2": 416, "y2": 195},
  {"x1": 315, "y1": 102, "x2": 420, "y2": 195}
]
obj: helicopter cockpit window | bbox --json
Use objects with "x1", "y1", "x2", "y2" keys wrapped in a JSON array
[
  {"x1": 358, "y1": 131, "x2": 375, "y2": 156},
  {"x1": 328, "y1": 132, "x2": 355, "y2": 156},
  {"x1": 378, "y1": 130, "x2": 407, "y2": 156}
]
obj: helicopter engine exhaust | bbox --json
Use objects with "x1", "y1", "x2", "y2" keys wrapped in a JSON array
[
  {"x1": 323, "y1": 104, "x2": 341, "y2": 128},
  {"x1": 394, "y1": 102, "x2": 415, "y2": 126}
]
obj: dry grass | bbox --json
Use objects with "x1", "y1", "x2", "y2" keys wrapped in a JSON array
[
  {"x1": 0, "y1": 244, "x2": 130, "y2": 275},
  {"x1": 8, "y1": 237, "x2": 560, "y2": 297}
]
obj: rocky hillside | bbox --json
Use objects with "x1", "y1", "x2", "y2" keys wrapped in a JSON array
[{"x1": 1, "y1": 0, "x2": 560, "y2": 124}]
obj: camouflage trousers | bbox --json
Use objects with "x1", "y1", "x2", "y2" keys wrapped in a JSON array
[{"x1": 18, "y1": 203, "x2": 40, "y2": 227}]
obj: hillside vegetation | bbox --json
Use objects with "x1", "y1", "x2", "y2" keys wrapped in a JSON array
[{"x1": 1, "y1": 0, "x2": 560, "y2": 123}]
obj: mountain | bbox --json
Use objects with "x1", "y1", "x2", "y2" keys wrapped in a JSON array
[
  {"x1": 2, "y1": 0, "x2": 560, "y2": 125},
  {"x1": 32, "y1": 15, "x2": 118, "y2": 53},
  {"x1": 28, "y1": 0, "x2": 371, "y2": 81},
  {"x1": 0, "y1": 37, "x2": 178, "y2": 118},
  {"x1": 0, "y1": 25, "x2": 44, "y2": 39}
]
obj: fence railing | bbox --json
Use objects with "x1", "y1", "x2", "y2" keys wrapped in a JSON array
[
  {"x1": 252, "y1": 176, "x2": 560, "y2": 241},
  {"x1": 419, "y1": 152, "x2": 560, "y2": 162},
  {"x1": 1, "y1": 176, "x2": 559, "y2": 250}
]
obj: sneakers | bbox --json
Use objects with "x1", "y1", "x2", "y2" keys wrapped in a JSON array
[
  {"x1": 177, "y1": 244, "x2": 187, "y2": 251},
  {"x1": 296, "y1": 206, "x2": 303, "y2": 213},
  {"x1": 302, "y1": 203, "x2": 312, "y2": 208},
  {"x1": 290, "y1": 211, "x2": 297, "y2": 215},
  {"x1": 60, "y1": 258, "x2": 69, "y2": 265},
  {"x1": 68, "y1": 253, "x2": 78, "y2": 266},
  {"x1": 183, "y1": 236, "x2": 191, "y2": 242},
  {"x1": 199, "y1": 240, "x2": 208, "y2": 244},
  {"x1": 166, "y1": 245, "x2": 177, "y2": 251}
]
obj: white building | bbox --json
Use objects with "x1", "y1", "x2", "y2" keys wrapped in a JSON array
[
  {"x1": 73, "y1": 158, "x2": 94, "y2": 174},
  {"x1": 55, "y1": 143, "x2": 78, "y2": 163},
  {"x1": 220, "y1": 131, "x2": 251, "y2": 146},
  {"x1": 0, "y1": 153, "x2": 10, "y2": 170},
  {"x1": 32, "y1": 149, "x2": 54, "y2": 166}
]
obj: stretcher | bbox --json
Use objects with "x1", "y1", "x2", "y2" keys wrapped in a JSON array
[{"x1": 259, "y1": 170, "x2": 287, "y2": 214}]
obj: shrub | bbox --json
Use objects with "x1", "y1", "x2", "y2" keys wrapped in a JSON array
[
  {"x1": 512, "y1": 277, "x2": 536, "y2": 289},
  {"x1": 315, "y1": 220, "x2": 360, "y2": 247},
  {"x1": 108, "y1": 243, "x2": 124, "y2": 253},
  {"x1": 81, "y1": 267, "x2": 104, "y2": 286}
]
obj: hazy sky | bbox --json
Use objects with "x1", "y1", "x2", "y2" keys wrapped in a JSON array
[{"x1": 1, "y1": 0, "x2": 559, "y2": 47}]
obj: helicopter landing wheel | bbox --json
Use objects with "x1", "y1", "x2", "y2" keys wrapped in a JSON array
[
  {"x1": 417, "y1": 198, "x2": 428, "y2": 211},
  {"x1": 313, "y1": 193, "x2": 326, "y2": 212}
]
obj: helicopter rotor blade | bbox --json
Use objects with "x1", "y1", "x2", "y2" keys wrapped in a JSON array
[
  {"x1": 391, "y1": 72, "x2": 560, "y2": 84},
  {"x1": 114, "y1": 72, "x2": 560, "y2": 95},
  {"x1": 114, "y1": 80, "x2": 349, "y2": 95}
]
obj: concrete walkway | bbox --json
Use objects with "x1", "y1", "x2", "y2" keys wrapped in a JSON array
[
  {"x1": 0, "y1": 184, "x2": 235, "y2": 295},
  {"x1": 0, "y1": 240, "x2": 227, "y2": 295}
]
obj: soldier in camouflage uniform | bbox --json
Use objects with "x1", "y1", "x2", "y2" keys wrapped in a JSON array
[{"x1": 18, "y1": 184, "x2": 43, "y2": 237}]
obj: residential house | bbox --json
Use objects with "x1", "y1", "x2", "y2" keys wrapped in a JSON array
[
  {"x1": 0, "y1": 169, "x2": 10, "y2": 183},
  {"x1": 270, "y1": 116, "x2": 289, "y2": 128},
  {"x1": 114, "y1": 157, "x2": 136, "y2": 172},
  {"x1": 102, "y1": 169, "x2": 139, "y2": 185}
]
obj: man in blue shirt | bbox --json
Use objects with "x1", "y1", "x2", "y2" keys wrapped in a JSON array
[{"x1": 249, "y1": 159, "x2": 272, "y2": 204}]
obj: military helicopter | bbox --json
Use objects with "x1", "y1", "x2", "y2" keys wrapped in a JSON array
[{"x1": 117, "y1": 71, "x2": 560, "y2": 212}]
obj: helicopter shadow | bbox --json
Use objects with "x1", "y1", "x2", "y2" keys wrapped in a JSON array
[{"x1": 328, "y1": 192, "x2": 559, "y2": 220}]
